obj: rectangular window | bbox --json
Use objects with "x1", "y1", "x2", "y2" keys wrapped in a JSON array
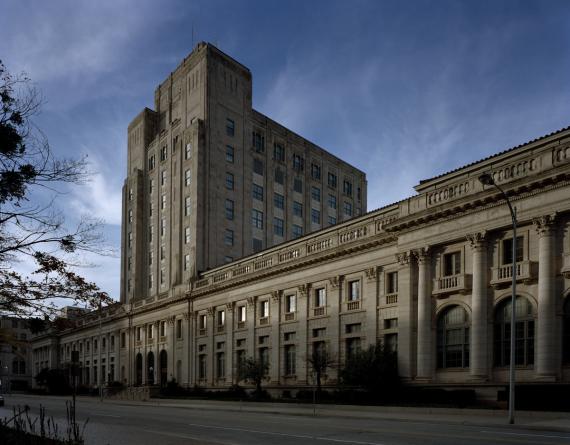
[
  {"x1": 216, "y1": 352, "x2": 225, "y2": 379},
  {"x1": 292, "y1": 224, "x2": 303, "y2": 239},
  {"x1": 199, "y1": 314, "x2": 207, "y2": 330},
  {"x1": 160, "y1": 245, "x2": 165, "y2": 261},
  {"x1": 185, "y1": 143, "x2": 191, "y2": 160},
  {"x1": 274, "y1": 143, "x2": 285, "y2": 161},
  {"x1": 328, "y1": 216, "x2": 337, "y2": 225},
  {"x1": 185, "y1": 227, "x2": 191, "y2": 244},
  {"x1": 226, "y1": 172, "x2": 234, "y2": 190},
  {"x1": 387, "y1": 271, "x2": 398, "y2": 294},
  {"x1": 328, "y1": 194, "x2": 337, "y2": 209},
  {"x1": 274, "y1": 193, "x2": 284, "y2": 210},
  {"x1": 226, "y1": 118, "x2": 235, "y2": 136},
  {"x1": 385, "y1": 333, "x2": 398, "y2": 352},
  {"x1": 161, "y1": 194, "x2": 166, "y2": 209},
  {"x1": 175, "y1": 319, "x2": 182, "y2": 339},
  {"x1": 292, "y1": 154, "x2": 304, "y2": 171},
  {"x1": 160, "y1": 146, "x2": 167, "y2": 162},
  {"x1": 293, "y1": 178, "x2": 303, "y2": 193},
  {"x1": 344, "y1": 201, "x2": 353, "y2": 217},
  {"x1": 185, "y1": 197, "x2": 191, "y2": 216},
  {"x1": 357, "y1": 186, "x2": 362, "y2": 202},
  {"x1": 253, "y1": 158, "x2": 264, "y2": 175},
  {"x1": 315, "y1": 288, "x2": 326, "y2": 307},
  {"x1": 224, "y1": 229, "x2": 234, "y2": 246},
  {"x1": 160, "y1": 321, "x2": 166, "y2": 337},
  {"x1": 148, "y1": 225, "x2": 153, "y2": 243},
  {"x1": 185, "y1": 169, "x2": 191, "y2": 186},
  {"x1": 343, "y1": 180, "x2": 353, "y2": 197},
  {"x1": 311, "y1": 186, "x2": 321, "y2": 202},
  {"x1": 160, "y1": 218, "x2": 166, "y2": 237},
  {"x1": 274, "y1": 217, "x2": 284, "y2": 237},
  {"x1": 346, "y1": 337, "x2": 361, "y2": 360},
  {"x1": 121, "y1": 332, "x2": 126, "y2": 348},
  {"x1": 198, "y1": 355, "x2": 207, "y2": 379},
  {"x1": 252, "y1": 238, "x2": 263, "y2": 252},
  {"x1": 128, "y1": 209, "x2": 133, "y2": 223},
  {"x1": 260, "y1": 300, "x2": 269, "y2": 318},
  {"x1": 311, "y1": 163, "x2": 321, "y2": 180},
  {"x1": 148, "y1": 155, "x2": 155, "y2": 171},
  {"x1": 252, "y1": 131, "x2": 264, "y2": 152},
  {"x1": 502, "y1": 236, "x2": 524, "y2": 265},
  {"x1": 286, "y1": 295, "x2": 296, "y2": 313},
  {"x1": 348, "y1": 280, "x2": 360, "y2": 301},
  {"x1": 161, "y1": 170, "x2": 167, "y2": 186},
  {"x1": 148, "y1": 324, "x2": 154, "y2": 340},
  {"x1": 328, "y1": 172, "x2": 337, "y2": 188},
  {"x1": 274, "y1": 168, "x2": 284, "y2": 184},
  {"x1": 128, "y1": 188, "x2": 133, "y2": 201},
  {"x1": 443, "y1": 252, "x2": 461, "y2": 276},
  {"x1": 149, "y1": 178, "x2": 154, "y2": 194},
  {"x1": 149, "y1": 202, "x2": 154, "y2": 217},
  {"x1": 384, "y1": 318, "x2": 398, "y2": 329},
  {"x1": 252, "y1": 209, "x2": 263, "y2": 229},
  {"x1": 252, "y1": 184, "x2": 264, "y2": 201},
  {"x1": 160, "y1": 269, "x2": 165, "y2": 285},
  {"x1": 226, "y1": 145, "x2": 234, "y2": 163},
  {"x1": 184, "y1": 254, "x2": 190, "y2": 271},
  {"x1": 346, "y1": 323, "x2": 362, "y2": 334},
  {"x1": 311, "y1": 209, "x2": 321, "y2": 224},
  {"x1": 128, "y1": 232, "x2": 132, "y2": 249},
  {"x1": 216, "y1": 310, "x2": 225, "y2": 327},
  {"x1": 237, "y1": 306, "x2": 246, "y2": 322},
  {"x1": 225, "y1": 199, "x2": 234, "y2": 220},
  {"x1": 224, "y1": 255, "x2": 233, "y2": 263},
  {"x1": 293, "y1": 201, "x2": 303, "y2": 217},
  {"x1": 284, "y1": 345, "x2": 296, "y2": 375}
]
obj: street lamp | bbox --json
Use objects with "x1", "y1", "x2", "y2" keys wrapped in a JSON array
[{"x1": 478, "y1": 172, "x2": 517, "y2": 424}]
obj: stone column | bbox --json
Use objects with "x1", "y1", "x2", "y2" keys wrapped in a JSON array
[
  {"x1": 167, "y1": 316, "x2": 175, "y2": 382},
  {"x1": 246, "y1": 297, "x2": 256, "y2": 359},
  {"x1": 297, "y1": 285, "x2": 310, "y2": 385},
  {"x1": 206, "y1": 307, "x2": 214, "y2": 386},
  {"x1": 327, "y1": 275, "x2": 342, "y2": 383},
  {"x1": 416, "y1": 248, "x2": 433, "y2": 381},
  {"x1": 364, "y1": 267, "x2": 380, "y2": 347},
  {"x1": 184, "y1": 311, "x2": 192, "y2": 387},
  {"x1": 534, "y1": 214, "x2": 558, "y2": 379},
  {"x1": 396, "y1": 252, "x2": 416, "y2": 380},
  {"x1": 467, "y1": 232, "x2": 488, "y2": 380},
  {"x1": 269, "y1": 291, "x2": 282, "y2": 384},
  {"x1": 225, "y1": 303, "x2": 234, "y2": 385}
]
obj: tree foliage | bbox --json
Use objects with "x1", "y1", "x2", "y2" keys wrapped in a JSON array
[
  {"x1": 340, "y1": 342, "x2": 400, "y2": 396},
  {"x1": 0, "y1": 60, "x2": 111, "y2": 319},
  {"x1": 239, "y1": 357, "x2": 269, "y2": 393}
]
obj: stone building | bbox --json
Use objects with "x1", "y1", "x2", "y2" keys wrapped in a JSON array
[
  {"x1": 31, "y1": 44, "x2": 570, "y2": 399},
  {"x1": 122, "y1": 42, "x2": 367, "y2": 305},
  {"x1": 0, "y1": 316, "x2": 32, "y2": 391}
]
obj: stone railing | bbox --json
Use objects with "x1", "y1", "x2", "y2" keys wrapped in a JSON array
[
  {"x1": 346, "y1": 300, "x2": 361, "y2": 311},
  {"x1": 313, "y1": 306, "x2": 326, "y2": 317},
  {"x1": 432, "y1": 274, "x2": 472, "y2": 296},
  {"x1": 191, "y1": 212, "x2": 397, "y2": 294},
  {"x1": 491, "y1": 261, "x2": 536, "y2": 287},
  {"x1": 259, "y1": 317, "x2": 269, "y2": 326},
  {"x1": 284, "y1": 312, "x2": 295, "y2": 322},
  {"x1": 385, "y1": 293, "x2": 398, "y2": 305}
]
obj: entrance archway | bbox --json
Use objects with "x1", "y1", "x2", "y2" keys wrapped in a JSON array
[
  {"x1": 147, "y1": 351, "x2": 155, "y2": 385},
  {"x1": 135, "y1": 353, "x2": 143, "y2": 386}
]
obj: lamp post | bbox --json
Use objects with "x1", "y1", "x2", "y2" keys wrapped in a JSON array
[{"x1": 478, "y1": 172, "x2": 517, "y2": 424}]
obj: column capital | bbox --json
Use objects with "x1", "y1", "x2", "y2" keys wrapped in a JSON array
[
  {"x1": 466, "y1": 231, "x2": 487, "y2": 250},
  {"x1": 225, "y1": 302, "x2": 234, "y2": 311},
  {"x1": 533, "y1": 213, "x2": 557, "y2": 236},
  {"x1": 365, "y1": 266, "x2": 380, "y2": 281},
  {"x1": 396, "y1": 251, "x2": 412, "y2": 266},
  {"x1": 272, "y1": 290, "x2": 283, "y2": 302},
  {"x1": 246, "y1": 296, "x2": 256, "y2": 308},
  {"x1": 183, "y1": 312, "x2": 192, "y2": 321},
  {"x1": 167, "y1": 315, "x2": 175, "y2": 326},
  {"x1": 414, "y1": 247, "x2": 430, "y2": 264},
  {"x1": 206, "y1": 307, "x2": 215, "y2": 317},
  {"x1": 329, "y1": 275, "x2": 343, "y2": 289}
]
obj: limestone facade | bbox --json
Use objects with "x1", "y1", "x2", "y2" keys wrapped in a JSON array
[{"x1": 30, "y1": 45, "x2": 570, "y2": 394}]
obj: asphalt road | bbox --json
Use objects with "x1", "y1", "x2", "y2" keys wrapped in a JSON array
[{"x1": 1, "y1": 394, "x2": 570, "y2": 445}]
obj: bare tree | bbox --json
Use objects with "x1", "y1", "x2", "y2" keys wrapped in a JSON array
[
  {"x1": 307, "y1": 342, "x2": 336, "y2": 394},
  {"x1": 0, "y1": 60, "x2": 112, "y2": 319}
]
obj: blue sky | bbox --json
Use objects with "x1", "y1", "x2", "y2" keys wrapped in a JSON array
[{"x1": 1, "y1": 0, "x2": 569, "y2": 300}]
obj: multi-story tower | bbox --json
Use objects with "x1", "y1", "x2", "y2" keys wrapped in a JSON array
[{"x1": 121, "y1": 43, "x2": 367, "y2": 304}]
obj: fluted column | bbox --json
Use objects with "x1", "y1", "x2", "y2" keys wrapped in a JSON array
[
  {"x1": 416, "y1": 248, "x2": 433, "y2": 380},
  {"x1": 534, "y1": 214, "x2": 557, "y2": 379},
  {"x1": 327, "y1": 275, "x2": 342, "y2": 383},
  {"x1": 467, "y1": 232, "x2": 488, "y2": 379},
  {"x1": 225, "y1": 303, "x2": 234, "y2": 385}
]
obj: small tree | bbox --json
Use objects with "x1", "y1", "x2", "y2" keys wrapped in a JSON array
[
  {"x1": 240, "y1": 357, "x2": 268, "y2": 394},
  {"x1": 307, "y1": 343, "x2": 335, "y2": 394},
  {"x1": 340, "y1": 341, "x2": 399, "y2": 398}
]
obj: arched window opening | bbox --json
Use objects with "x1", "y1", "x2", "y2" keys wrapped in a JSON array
[
  {"x1": 159, "y1": 350, "x2": 168, "y2": 387},
  {"x1": 437, "y1": 305, "x2": 470, "y2": 368},
  {"x1": 493, "y1": 296, "x2": 535, "y2": 367},
  {"x1": 135, "y1": 353, "x2": 143, "y2": 386},
  {"x1": 147, "y1": 351, "x2": 155, "y2": 385}
]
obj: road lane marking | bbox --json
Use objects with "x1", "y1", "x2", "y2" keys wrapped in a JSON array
[
  {"x1": 186, "y1": 422, "x2": 385, "y2": 445},
  {"x1": 481, "y1": 430, "x2": 570, "y2": 440},
  {"x1": 143, "y1": 429, "x2": 228, "y2": 444}
]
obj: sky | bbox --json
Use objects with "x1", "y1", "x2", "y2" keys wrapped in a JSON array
[{"x1": 1, "y1": 0, "x2": 569, "y2": 301}]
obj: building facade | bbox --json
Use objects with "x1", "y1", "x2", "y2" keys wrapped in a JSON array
[
  {"x1": 0, "y1": 316, "x2": 32, "y2": 391},
  {"x1": 122, "y1": 42, "x2": 367, "y2": 305},
  {"x1": 31, "y1": 44, "x2": 570, "y2": 399}
]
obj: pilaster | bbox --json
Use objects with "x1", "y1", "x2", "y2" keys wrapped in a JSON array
[
  {"x1": 396, "y1": 251, "x2": 416, "y2": 380},
  {"x1": 415, "y1": 247, "x2": 433, "y2": 381}
]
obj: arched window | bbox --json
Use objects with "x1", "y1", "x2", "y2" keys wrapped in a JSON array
[
  {"x1": 135, "y1": 353, "x2": 143, "y2": 386},
  {"x1": 563, "y1": 298, "x2": 570, "y2": 365},
  {"x1": 147, "y1": 351, "x2": 155, "y2": 385},
  {"x1": 494, "y1": 296, "x2": 535, "y2": 367},
  {"x1": 436, "y1": 306, "x2": 470, "y2": 368}
]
